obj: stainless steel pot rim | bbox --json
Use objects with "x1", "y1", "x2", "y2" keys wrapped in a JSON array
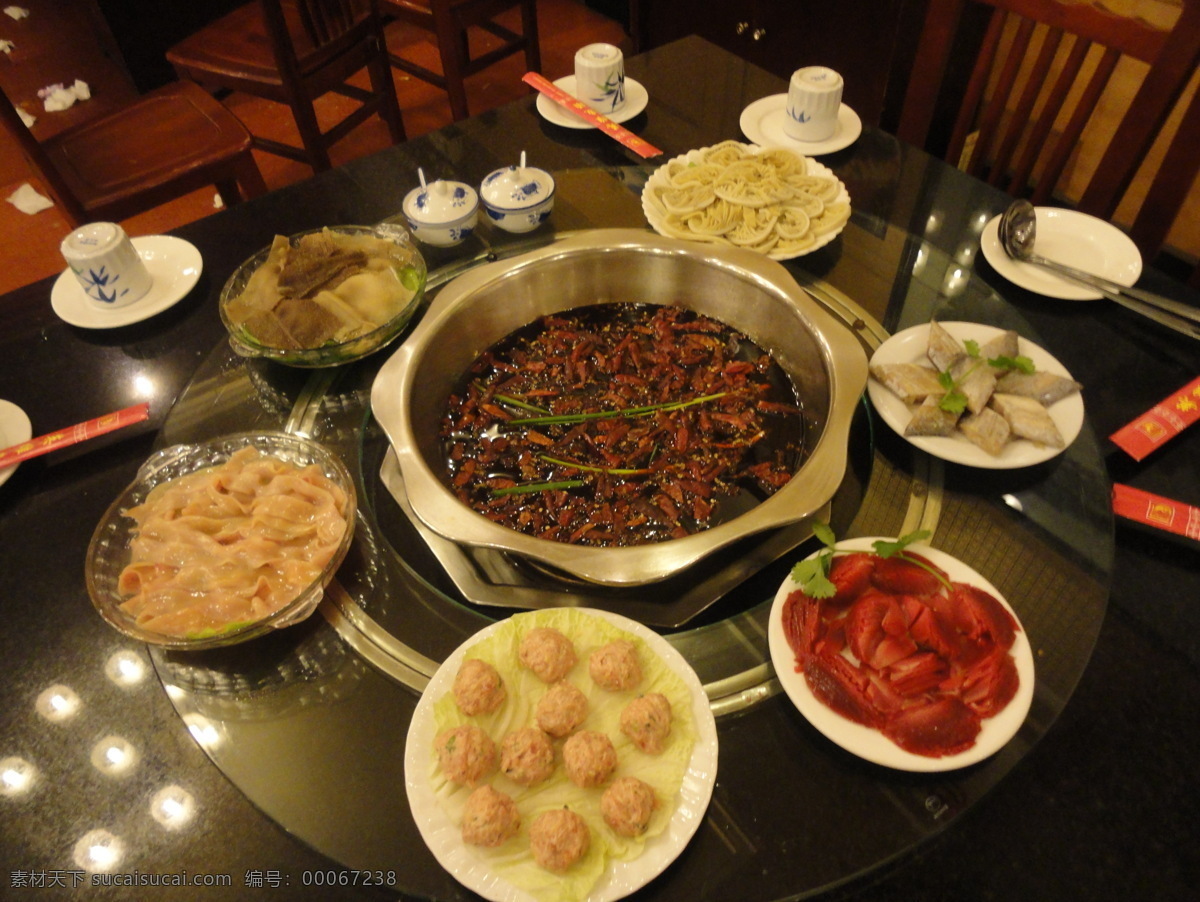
[{"x1": 371, "y1": 229, "x2": 867, "y2": 586}]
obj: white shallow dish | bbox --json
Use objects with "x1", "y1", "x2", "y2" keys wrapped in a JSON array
[
  {"x1": 739, "y1": 94, "x2": 862, "y2": 155},
  {"x1": 642, "y1": 142, "x2": 851, "y2": 261},
  {"x1": 867, "y1": 321, "x2": 1084, "y2": 469},
  {"x1": 980, "y1": 208, "x2": 1142, "y2": 300},
  {"x1": 404, "y1": 607, "x2": 718, "y2": 902},
  {"x1": 51, "y1": 235, "x2": 202, "y2": 328},
  {"x1": 0, "y1": 399, "x2": 33, "y2": 488},
  {"x1": 535, "y1": 75, "x2": 649, "y2": 129},
  {"x1": 768, "y1": 538, "x2": 1035, "y2": 772}
]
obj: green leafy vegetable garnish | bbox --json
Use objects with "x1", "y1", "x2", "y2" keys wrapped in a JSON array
[
  {"x1": 508, "y1": 392, "x2": 728, "y2": 427},
  {"x1": 989, "y1": 354, "x2": 1035, "y2": 374},
  {"x1": 935, "y1": 343, "x2": 1036, "y2": 413},
  {"x1": 789, "y1": 524, "x2": 940, "y2": 598},
  {"x1": 492, "y1": 478, "x2": 585, "y2": 497},
  {"x1": 937, "y1": 369, "x2": 969, "y2": 415}
]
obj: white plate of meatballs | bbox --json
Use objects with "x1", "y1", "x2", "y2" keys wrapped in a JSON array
[{"x1": 404, "y1": 607, "x2": 719, "y2": 902}]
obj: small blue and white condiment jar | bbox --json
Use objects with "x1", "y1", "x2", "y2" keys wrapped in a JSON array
[
  {"x1": 480, "y1": 162, "x2": 556, "y2": 233},
  {"x1": 402, "y1": 177, "x2": 479, "y2": 248},
  {"x1": 60, "y1": 222, "x2": 152, "y2": 308}
]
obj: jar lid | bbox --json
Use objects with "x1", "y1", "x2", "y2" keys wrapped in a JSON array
[
  {"x1": 480, "y1": 165, "x2": 556, "y2": 212},
  {"x1": 403, "y1": 179, "x2": 478, "y2": 225}
]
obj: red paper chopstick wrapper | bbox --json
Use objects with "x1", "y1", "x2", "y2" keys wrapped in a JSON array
[
  {"x1": 1112, "y1": 483, "x2": 1200, "y2": 541},
  {"x1": 1110, "y1": 375, "x2": 1200, "y2": 461},
  {"x1": 523, "y1": 72, "x2": 662, "y2": 159},
  {"x1": 0, "y1": 402, "x2": 150, "y2": 469}
]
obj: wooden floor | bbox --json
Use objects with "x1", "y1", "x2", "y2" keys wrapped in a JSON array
[{"x1": 0, "y1": 0, "x2": 627, "y2": 297}]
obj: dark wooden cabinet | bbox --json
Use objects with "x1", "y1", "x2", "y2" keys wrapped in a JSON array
[{"x1": 632, "y1": 0, "x2": 917, "y2": 127}]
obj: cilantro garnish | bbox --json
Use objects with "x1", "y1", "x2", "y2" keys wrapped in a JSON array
[
  {"x1": 934, "y1": 340, "x2": 1036, "y2": 413},
  {"x1": 989, "y1": 353, "x2": 1035, "y2": 374},
  {"x1": 790, "y1": 524, "x2": 938, "y2": 598}
]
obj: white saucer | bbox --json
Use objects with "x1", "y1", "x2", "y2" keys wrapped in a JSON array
[
  {"x1": 51, "y1": 235, "x2": 202, "y2": 329},
  {"x1": 0, "y1": 398, "x2": 33, "y2": 487},
  {"x1": 535, "y1": 75, "x2": 649, "y2": 129},
  {"x1": 980, "y1": 208, "x2": 1142, "y2": 300},
  {"x1": 867, "y1": 321, "x2": 1084, "y2": 469},
  {"x1": 768, "y1": 538, "x2": 1034, "y2": 772},
  {"x1": 740, "y1": 94, "x2": 862, "y2": 155}
]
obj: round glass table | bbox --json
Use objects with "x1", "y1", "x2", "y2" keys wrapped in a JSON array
[{"x1": 148, "y1": 167, "x2": 1109, "y2": 901}]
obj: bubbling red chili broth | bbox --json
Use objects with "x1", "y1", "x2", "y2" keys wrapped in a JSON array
[{"x1": 439, "y1": 303, "x2": 807, "y2": 546}]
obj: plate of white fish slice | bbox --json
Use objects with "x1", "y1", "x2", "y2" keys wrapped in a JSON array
[{"x1": 867, "y1": 321, "x2": 1084, "y2": 469}]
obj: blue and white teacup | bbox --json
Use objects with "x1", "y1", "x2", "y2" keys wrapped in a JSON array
[
  {"x1": 574, "y1": 43, "x2": 625, "y2": 114},
  {"x1": 60, "y1": 222, "x2": 152, "y2": 308},
  {"x1": 784, "y1": 67, "x2": 843, "y2": 143}
]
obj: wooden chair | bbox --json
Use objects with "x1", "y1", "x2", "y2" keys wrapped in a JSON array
[
  {"x1": 381, "y1": 0, "x2": 541, "y2": 121},
  {"x1": 897, "y1": 0, "x2": 1200, "y2": 269},
  {"x1": 0, "y1": 80, "x2": 266, "y2": 229},
  {"x1": 167, "y1": 0, "x2": 406, "y2": 173}
]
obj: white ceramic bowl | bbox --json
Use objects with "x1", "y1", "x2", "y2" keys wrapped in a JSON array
[
  {"x1": 402, "y1": 179, "x2": 479, "y2": 247},
  {"x1": 480, "y1": 165, "x2": 556, "y2": 233}
]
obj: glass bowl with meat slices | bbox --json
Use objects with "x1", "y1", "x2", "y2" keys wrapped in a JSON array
[
  {"x1": 219, "y1": 224, "x2": 426, "y2": 368},
  {"x1": 86, "y1": 432, "x2": 357, "y2": 649}
]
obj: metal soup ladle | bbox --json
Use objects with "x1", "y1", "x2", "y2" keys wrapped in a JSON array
[{"x1": 997, "y1": 200, "x2": 1200, "y2": 340}]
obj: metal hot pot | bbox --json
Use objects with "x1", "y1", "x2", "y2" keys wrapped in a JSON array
[{"x1": 371, "y1": 229, "x2": 867, "y2": 586}]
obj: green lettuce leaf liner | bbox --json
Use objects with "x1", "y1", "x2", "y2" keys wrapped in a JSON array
[{"x1": 430, "y1": 608, "x2": 698, "y2": 902}]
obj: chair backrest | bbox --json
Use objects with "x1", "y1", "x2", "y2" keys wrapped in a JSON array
[
  {"x1": 0, "y1": 86, "x2": 88, "y2": 223},
  {"x1": 261, "y1": 0, "x2": 380, "y2": 82},
  {"x1": 897, "y1": 0, "x2": 1200, "y2": 264}
]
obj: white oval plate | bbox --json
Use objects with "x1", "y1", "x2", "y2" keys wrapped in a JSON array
[
  {"x1": 739, "y1": 94, "x2": 862, "y2": 156},
  {"x1": 535, "y1": 76, "x2": 649, "y2": 129},
  {"x1": 867, "y1": 321, "x2": 1084, "y2": 469},
  {"x1": 51, "y1": 235, "x2": 202, "y2": 329},
  {"x1": 768, "y1": 538, "x2": 1035, "y2": 772},
  {"x1": 404, "y1": 607, "x2": 718, "y2": 902},
  {"x1": 0, "y1": 399, "x2": 33, "y2": 488},
  {"x1": 980, "y1": 207, "x2": 1142, "y2": 300},
  {"x1": 642, "y1": 142, "x2": 851, "y2": 260}
]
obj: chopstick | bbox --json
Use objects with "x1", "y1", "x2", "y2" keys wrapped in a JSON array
[
  {"x1": 0, "y1": 402, "x2": 150, "y2": 469},
  {"x1": 522, "y1": 72, "x2": 663, "y2": 159},
  {"x1": 1113, "y1": 484, "x2": 1200, "y2": 542}
]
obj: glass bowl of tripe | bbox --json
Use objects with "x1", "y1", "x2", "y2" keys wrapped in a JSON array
[{"x1": 220, "y1": 224, "x2": 426, "y2": 367}]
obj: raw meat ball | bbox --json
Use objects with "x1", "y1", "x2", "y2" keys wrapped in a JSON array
[
  {"x1": 519, "y1": 627, "x2": 577, "y2": 683},
  {"x1": 461, "y1": 784, "x2": 520, "y2": 847},
  {"x1": 452, "y1": 658, "x2": 506, "y2": 716},
  {"x1": 620, "y1": 692, "x2": 672, "y2": 754},
  {"x1": 529, "y1": 808, "x2": 590, "y2": 873},
  {"x1": 562, "y1": 730, "x2": 617, "y2": 788},
  {"x1": 601, "y1": 776, "x2": 659, "y2": 837},
  {"x1": 434, "y1": 724, "x2": 496, "y2": 786},
  {"x1": 535, "y1": 681, "x2": 588, "y2": 738},
  {"x1": 499, "y1": 726, "x2": 555, "y2": 786},
  {"x1": 589, "y1": 639, "x2": 642, "y2": 692}
]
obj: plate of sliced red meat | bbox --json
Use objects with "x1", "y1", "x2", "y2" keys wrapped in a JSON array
[{"x1": 767, "y1": 537, "x2": 1035, "y2": 771}]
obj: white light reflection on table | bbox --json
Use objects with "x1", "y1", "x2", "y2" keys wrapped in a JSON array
[
  {"x1": 1003, "y1": 493, "x2": 1025, "y2": 513},
  {"x1": 35, "y1": 684, "x2": 82, "y2": 723},
  {"x1": 150, "y1": 784, "x2": 197, "y2": 830},
  {"x1": 73, "y1": 828, "x2": 125, "y2": 873},
  {"x1": 90, "y1": 735, "x2": 139, "y2": 777},
  {"x1": 0, "y1": 756, "x2": 38, "y2": 796},
  {"x1": 132, "y1": 372, "x2": 157, "y2": 399},
  {"x1": 182, "y1": 712, "x2": 225, "y2": 751},
  {"x1": 941, "y1": 266, "x2": 969, "y2": 297},
  {"x1": 104, "y1": 649, "x2": 149, "y2": 688}
]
